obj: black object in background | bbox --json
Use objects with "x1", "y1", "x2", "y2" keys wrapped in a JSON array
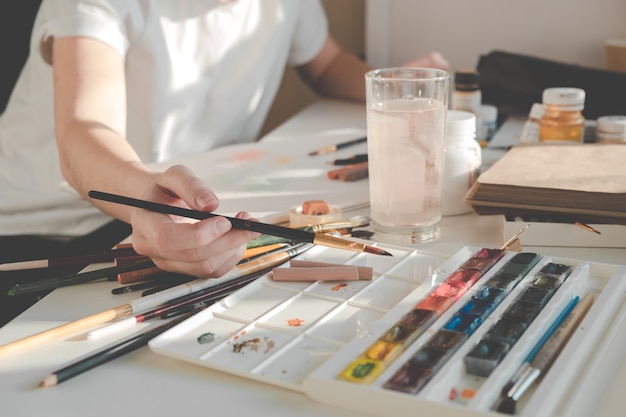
[{"x1": 478, "y1": 50, "x2": 626, "y2": 120}]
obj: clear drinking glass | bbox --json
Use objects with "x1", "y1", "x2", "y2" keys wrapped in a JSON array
[{"x1": 365, "y1": 68, "x2": 449, "y2": 244}]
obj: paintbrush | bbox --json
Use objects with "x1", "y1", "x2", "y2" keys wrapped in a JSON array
[
  {"x1": 246, "y1": 215, "x2": 370, "y2": 248},
  {"x1": 308, "y1": 136, "x2": 367, "y2": 156},
  {"x1": 88, "y1": 190, "x2": 391, "y2": 256},
  {"x1": 496, "y1": 293, "x2": 594, "y2": 414},
  {"x1": 0, "y1": 243, "x2": 313, "y2": 356}
]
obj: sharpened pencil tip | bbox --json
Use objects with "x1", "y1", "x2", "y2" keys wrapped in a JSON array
[
  {"x1": 38, "y1": 374, "x2": 57, "y2": 388},
  {"x1": 364, "y1": 246, "x2": 393, "y2": 256}
]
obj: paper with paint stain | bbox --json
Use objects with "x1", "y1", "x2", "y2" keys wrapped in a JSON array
[{"x1": 148, "y1": 136, "x2": 369, "y2": 223}]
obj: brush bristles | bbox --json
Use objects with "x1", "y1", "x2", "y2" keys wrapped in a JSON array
[{"x1": 364, "y1": 245, "x2": 393, "y2": 256}]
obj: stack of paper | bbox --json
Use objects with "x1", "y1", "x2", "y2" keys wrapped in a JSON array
[{"x1": 464, "y1": 143, "x2": 626, "y2": 225}]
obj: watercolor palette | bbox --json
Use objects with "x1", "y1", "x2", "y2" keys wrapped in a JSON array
[{"x1": 150, "y1": 244, "x2": 626, "y2": 417}]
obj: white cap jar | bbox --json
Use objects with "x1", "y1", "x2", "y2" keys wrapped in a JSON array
[
  {"x1": 442, "y1": 110, "x2": 482, "y2": 216},
  {"x1": 596, "y1": 115, "x2": 626, "y2": 143}
]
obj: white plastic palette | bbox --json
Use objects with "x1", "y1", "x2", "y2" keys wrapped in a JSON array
[
  {"x1": 149, "y1": 245, "x2": 626, "y2": 417},
  {"x1": 149, "y1": 243, "x2": 449, "y2": 389}
]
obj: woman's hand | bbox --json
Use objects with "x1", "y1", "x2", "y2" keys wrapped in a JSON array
[{"x1": 129, "y1": 165, "x2": 258, "y2": 278}]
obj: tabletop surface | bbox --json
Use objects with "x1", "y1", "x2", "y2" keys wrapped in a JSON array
[{"x1": 0, "y1": 99, "x2": 624, "y2": 417}]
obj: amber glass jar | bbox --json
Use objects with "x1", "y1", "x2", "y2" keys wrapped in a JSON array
[{"x1": 539, "y1": 88, "x2": 586, "y2": 143}]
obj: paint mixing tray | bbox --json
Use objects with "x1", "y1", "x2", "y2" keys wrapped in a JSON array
[{"x1": 149, "y1": 245, "x2": 626, "y2": 417}]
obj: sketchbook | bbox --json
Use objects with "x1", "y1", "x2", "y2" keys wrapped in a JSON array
[
  {"x1": 148, "y1": 136, "x2": 370, "y2": 224},
  {"x1": 464, "y1": 143, "x2": 626, "y2": 225}
]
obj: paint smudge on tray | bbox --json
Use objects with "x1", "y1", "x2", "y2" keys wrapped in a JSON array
[
  {"x1": 232, "y1": 337, "x2": 275, "y2": 354},
  {"x1": 197, "y1": 332, "x2": 216, "y2": 345},
  {"x1": 287, "y1": 318, "x2": 305, "y2": 327},
  {"x1": 332, "y1": 283, "x2": 348, "y2": 291}
]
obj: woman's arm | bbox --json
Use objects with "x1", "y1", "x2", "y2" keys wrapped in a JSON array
[
  {"x1": 296, "y1": 35, "x2": 449, "y2": 103},
  {"x1": 52, "y1": 36, "x2": 257, "y2": 277}
]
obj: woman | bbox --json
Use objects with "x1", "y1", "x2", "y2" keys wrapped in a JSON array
[{"x1": 0, "y1": 0, "x2": 448, "y2": 278}]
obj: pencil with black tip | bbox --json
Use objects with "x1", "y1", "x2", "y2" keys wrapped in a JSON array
[
  {"x1": 38, "y1": 309, "x2": 200, "y2": 388},
  {"x1": 88, "y1": 190, "x2": 391, "y2": 257},
  {"x1": 0, "y1": 243, "x2": 313, "y2": 356}
]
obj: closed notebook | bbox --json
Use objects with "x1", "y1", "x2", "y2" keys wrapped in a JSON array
[{"x1": 464, "y1": 143, "x2": 626, "y2": 224}]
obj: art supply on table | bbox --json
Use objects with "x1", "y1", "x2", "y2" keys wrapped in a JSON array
[
  {"x1": 477, "y1": 104, "x2": 498, "y2": 144},
  {"x1": 365, "y1": 68, "x2": 448, "y2": 245},
  {"x1": 574, "y1": 221, "x2": 601, "y2": 234},
  {"x1": 496, "y1": 293, "x2": 594, "y2": 414},
  {"x1": 451, "y1": 70, "x2": 482, "y2": 116},
  {"x1": 518, "y1": 103, "x2": 544, "y2": 144},
  {"x1": 308, "y1": 136, "x2": 367, "y2": 156},
  {"x1": 117, "y1": 265, "x2": 166, "y2": 284},
  {"x1": 88, "y1": 190, "x2": 390, "y2": 256},
  {"x1": 327, "y1": 153, "x2": 368, "y2": 166},
  {"x1": 0, "y1": 242, "x2": 313, "y2": 356},
  {"x1": 0, "y1": 245, "x2": 138, "y2": 272},
  {"x1": 88, "y1": 265, "x2": 270, "y2": 340},
  {"x1": 38, "y1": 309, "x2": 201, "y2": 388},
  {"x1": 112, "y1": 280, "x2": 168, "y2": 295},
  {"x1": 464, "y1": 143, "x2": 626, "y2": 225},
  {"x1": 7, "y1": 257, "x2": 156, "y2": 296},
  {"x1": 144, "y1": 242, "x2": 625, "y2": 417},
  {"x1": 247, "y1": 216, "x2": 370, "y2": 249},
  {"x1": 326, "y1": 161, "x2": 369, "y2": 182},
  {"x1": 271, "y1": 259, "x2": 373, "y2": 282},
  {"x1": 539, "y1": 87, "x2": 586, "y2": 143},
  {"x1": 500, "y1": 223, "x2": 530, "y2": 251},
  {"x1": 442, "y1": 110, "x2": 481, "y2": 216},
  {"x1": 289, "y1": 199, "x2": 342, "y2": 226},
  {"x1": 595, "y1": 115, "x2": 626, "y2": 143},
  {"x1": 139, "y1": 276, "x2": 198, "y2": 297}
]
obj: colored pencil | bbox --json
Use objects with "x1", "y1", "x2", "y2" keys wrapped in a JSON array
[
  {"x1": 496, "y1": 293, "x2": 594, "y2": 414},
  {"x1": 7, "y1": 258, "x2": 157, "y2": 296},
  {"x1": 308, "y1": 136, "x2": 367, "y2": 156},
  {"x1": 326, "y1": 153, "x2": 368, "y2": 165},
  {"x1": 0, "y1": 242, "x2": 313, "y2": 356},
  {"x1": 88, "y1": 190, "x2": 391, "y2": 256},
  {"x1": 88, "y1": 265, "x2": 270, "y2": 340},
  {"x1": 38, "y1": 309, "x2": 200, "y2": 388},
  {"x1": 0, "y1": 246, "x2": 139, "y2": 272}
]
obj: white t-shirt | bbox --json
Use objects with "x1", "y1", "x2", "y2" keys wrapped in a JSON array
[{"x1": 0, "y1": 0, "x2": 327, "y2": 236}]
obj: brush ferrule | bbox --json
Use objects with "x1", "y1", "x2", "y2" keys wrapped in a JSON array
[{"x1": 312, "y1": 234, "x2": 366, "y2": 253}]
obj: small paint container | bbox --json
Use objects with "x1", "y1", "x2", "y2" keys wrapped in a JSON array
[
  {"x1": 537, "y1": 262, "x2": 573, "y2": 280},
  {"x1": 484, "y1": 273, "x2": 522, "y2": 292},
  {"x1": 443, "y1": 313, "x2": 483, "y2": 335},
  {"x1": 340, "y1": 357, "x2": 384, "y2": 383},
  {"x1": 486, "y1": 317, "x2": 528, "y2": 346},
  {"x1": 289, "y1": 204, "x2": 342, "y2": 226},
  {"x1": 384, "y1": 364, "x2": 433, "y2": 394},
  {"x1": 464, "y1": 339, "x2": 510, "y2": 377},
  {"x1": 407, "y1": 346, "x2": 450, "y2": 371},
  {"x1": 502, "y1": 300, "x2": 543, "y2": 323},
  {"x1": 380, "y1": 324, "x2": 423, "y2": 346}
]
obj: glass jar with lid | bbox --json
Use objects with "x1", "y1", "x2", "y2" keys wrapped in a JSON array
[
  {"x1": 596, "y1": 115, "x2": 626, "y2": 143},
  {"x1": 539, "y1": 87, "x2": 586, "y2": 143}
]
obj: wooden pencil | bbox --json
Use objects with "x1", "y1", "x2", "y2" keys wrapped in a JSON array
[{"x1": 38, "y1": 310, "x2": 198, "y2": 388}]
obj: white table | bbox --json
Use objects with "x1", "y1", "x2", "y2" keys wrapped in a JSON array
[{"x1": 0, "y1": 99, "x2": 624, "y2": 417}]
